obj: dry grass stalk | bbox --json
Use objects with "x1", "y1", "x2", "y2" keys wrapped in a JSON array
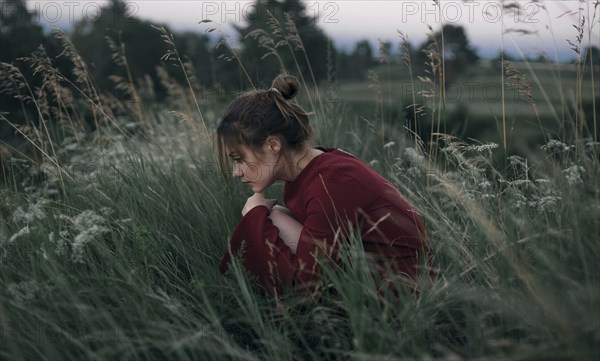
[
  {"x1": 106, "y1": 34, "x2": 144, "y2": 121},
  {"x1": 398, "y1": 31, "x2": 420, "y2": 148},
  {"x1": 154, "y1": 25, "x2": 212, "y2": 149},
  {"x1": 367, "y1": 70, "x2": 385, "y2": 142}
]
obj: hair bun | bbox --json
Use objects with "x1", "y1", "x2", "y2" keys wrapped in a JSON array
[{"x1": 271, "y1": 75, "x2": 300, "y2": 100}]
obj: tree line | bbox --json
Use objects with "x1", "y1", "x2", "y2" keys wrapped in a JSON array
[
  {"x1": 0, "y1": 1, "x2": 479, "y2": 97},
  {"x1": 1, "y1": 0, "x2": 597, "y2": 131}
]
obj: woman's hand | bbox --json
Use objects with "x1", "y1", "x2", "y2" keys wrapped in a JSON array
[
  {"x1": 269, "y1": 207, "x2": 302, "y2": 254},
  {"x1": 242, "y1": 193, "x2": 277, "y2": 216},
  {"x1": 272, "y1": 205, "x2": 293, "y2": 217}
]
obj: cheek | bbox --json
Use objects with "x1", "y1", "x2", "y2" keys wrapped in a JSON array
[{"x1": 244, "y1": 162, "x2": 261, "y2": 181}]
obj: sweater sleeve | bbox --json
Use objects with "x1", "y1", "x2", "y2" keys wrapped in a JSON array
[{"x1": 218, "y1": 205, "x2": 298, "y2": 294}]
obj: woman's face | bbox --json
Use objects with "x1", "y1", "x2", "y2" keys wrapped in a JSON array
[{"x1": 227, "y1": 143, "x2": 281, "y2": 193}]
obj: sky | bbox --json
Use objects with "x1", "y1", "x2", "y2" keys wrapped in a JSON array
[{"x1": 22, "y1": 0, "x2": 600, "y2": 62}]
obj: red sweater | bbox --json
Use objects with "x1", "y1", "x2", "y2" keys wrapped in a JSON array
[{"x1": 219, "y1": 147, "x2": 428, "y2": 294}]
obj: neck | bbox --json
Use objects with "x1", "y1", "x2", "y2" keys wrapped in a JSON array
[{"x1": 281, "y1": 146, "x2": 322, "y2": 182}]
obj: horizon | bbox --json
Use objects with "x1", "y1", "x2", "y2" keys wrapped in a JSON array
[{"x1": 21, "y1": 0, "x2": 600, "y2": 62}]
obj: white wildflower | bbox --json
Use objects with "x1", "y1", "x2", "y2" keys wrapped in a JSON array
[
  {"x1": 39, "y1": 247, "x2": 48, "y2": 260},
  {"x1": 8, "y1": 226, "x2": 31, "y2": 243},
  {"x1": 64, "y1": 143, "x2": 79, "y2": 151},
  {"x1": 406, "y1": 166, "x2": 422, "y2": 178},
  {"x1": 446, "y1": 171, "x2": 459, "y2": 181},
  {"x1": 7, "y1": 281, "x2": 39, "y2": 304},
  {"x1": 404, "y1": 147, "x2": 424, "y2": 163},
  {"x1": 72, "y1": 225, "x2": 109, "y2": 262},
  {"x1": 67, "y1": 209, "x2": 110, "y2": 263},
  {"x1": 479, "y1": 181, "x2": 492, "y2": 189},
  {"x1": 540, "y1": 139, "x2": 572, "y2": 152},
  {"x1": 563, "y1": 165, "x2": 584, "y2": 186},
  {"x1": 511, "y1": 179, "x2": 533, "y2": 187},
  {"x1": 44, "y1": 188, "x2": 59, "y2": 197},
  {"x1": 507, "y1": 155, "x2": 527, "y2": 168},
  {"x1": 60, "y1": 136, "x2": 80, "y2": 152},
  {"x1": 40, "y1": 162, "x2": 59, "y2": 182},
  {"x1": 13, "y1": 200, "x2": 47, "y2": 223},
  {"x1": 124, "y1": 122, "x2": 139, "y2": 130},
  {"x1": 72, "y1": 210, "x2": 107, "y2": 230},
  {"x1": 383, "y1": 141, "x2": 395, "y2": 149},
  {"x1": 585, "y1": 140, "x2": 600, "y2": 150},
  {"x1": 7, "y1": 280, "x2": 53, "y2": 305},
  {"x1": 512, "y1": 192, "x2": 528, "y2": 209},
  {"x1": 466, "y1": 143, "x2": 499, "y2": 152},
  {"x1": 48, "y1": 232, "x2": 67, "y2": 256},
  {"x1": 535, "y1": 196, "x2": 561, "y2": 212}
]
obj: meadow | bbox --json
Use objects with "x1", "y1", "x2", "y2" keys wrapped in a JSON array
[{"x1": 1, "y1": 18, "x2": 599, "y2": 361}]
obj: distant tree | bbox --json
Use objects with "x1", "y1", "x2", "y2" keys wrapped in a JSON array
[
  {"x1": 416, "y1": 24, "x2": 479, "y2": 83},
  {"x1": 0, "y1": 0, "x2": 48, "y2": 130},
  {"x1": 0, "y1": 0, "x2": 46, "y2": 63},
  {"x1": 583, "y1": 46, "x2": 600, "y2": 66},
  {"x1": 70, "y1": 0, "x2": 168, "y2": 96},
  {"x1": 210, "y1": 36, "x2": 246, "y2": 93},
  {"x1": 173, "y1": 31, "x2": 214, "y2": 85},
  {"x1": 235, "y1": 0, "x2": 330, "y2": 87},
  {"x1": 350, "y1": 39, "x2": 374, "y2": 80},
  {"x1": 335, "y1": 48, "x2": 352, "y2": 80},
  {"x1": 583, "y1": 46, "x2": 600, "y2": 79}
]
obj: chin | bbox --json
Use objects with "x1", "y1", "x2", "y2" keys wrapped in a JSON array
[
  {"x1": 247, "y1": 180, "x2": 272, "y2": 193},
  {"x1": 252, "y1": 183, "x2": 270, "y2": 193}
]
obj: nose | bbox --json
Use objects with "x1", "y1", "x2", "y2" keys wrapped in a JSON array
[{"x1": 232, "y1": 162, "x2": 243, "y2": 178}]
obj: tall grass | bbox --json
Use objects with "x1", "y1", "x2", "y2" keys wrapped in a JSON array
[{"x1": 1, "y1": 2, "x2": 599, "y2": 360}]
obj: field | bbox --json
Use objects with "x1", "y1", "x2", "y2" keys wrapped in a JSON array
[
  {"x1": 332, "y1": 61, "x2": 598, "y2": 148},
  {"x1": 1, "y1": 21, "x2": 599, "y2": 361}
]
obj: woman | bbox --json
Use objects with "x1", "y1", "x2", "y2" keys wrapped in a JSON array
[{"x1": 217, "y1": 75, "x2": 429, "y2": 296}]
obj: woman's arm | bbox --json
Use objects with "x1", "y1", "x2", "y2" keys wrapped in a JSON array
[
  {"x1": 240, "y1": 195, "x2": 301, "y2": 253},
  {"x1": 269, "y1": 206, "x2": 302, "y2": 254}
]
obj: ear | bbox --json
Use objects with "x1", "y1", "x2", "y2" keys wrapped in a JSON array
[{"x1": 264, "y1": 136, "x2": 282, "y2": 154}]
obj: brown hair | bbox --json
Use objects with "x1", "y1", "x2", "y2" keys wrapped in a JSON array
[{"x1": 216, "y1": 75, "x2": 314, "y2": 177}]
